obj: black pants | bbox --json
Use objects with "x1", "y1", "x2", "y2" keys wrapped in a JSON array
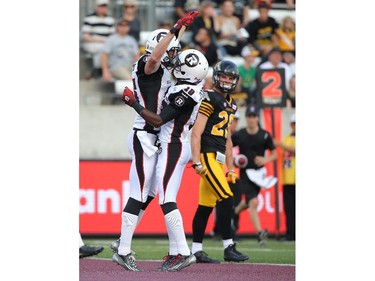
[
  {"x1": 213, "y1": 180, "x2": 242, "y2": 235},
  {"x1": 283, "y1": 184, "x2": 296, "y2": 240}
]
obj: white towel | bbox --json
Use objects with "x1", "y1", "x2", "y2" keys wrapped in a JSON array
[
  {"x1": 245, "y1": 167, "x2": 277, "y2": 189},
  {"x1": 135, "y1": 130, "x2": 158, "y2": 157}
]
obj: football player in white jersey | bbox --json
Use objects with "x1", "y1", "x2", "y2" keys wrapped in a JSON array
[
  {"x1": 112, "y1": 11, "x2": 199, "y2": 272},
  {"x1": 122, "y1": 49, "x2": 209, "y2": 272}
]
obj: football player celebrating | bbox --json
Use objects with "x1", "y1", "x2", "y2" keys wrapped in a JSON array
[
  {"x1": 122, "y1": 49, "x2": 209, "y2": 271},
  {"x1": 112, "y1": 11, "x2": 198, "y2": 272}
]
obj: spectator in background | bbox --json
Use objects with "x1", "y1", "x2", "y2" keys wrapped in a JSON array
[
  {"x1": 232, "y1": 104, "x2": 277, "y2": 246},
  {"x1": 275, "y1": 16, "x2": 295, "y2": 54},
  {"x1": 238, "y1": 45, "x2": 260, "y2": 105},
  {"x1": 233, "y1": 0, "x2": 252, "y2": 27},
  {"x1": 174, "y1": 0, "x2": 202, "y2": 22},
  {"x1": 273, "y1": 113, "x2": 296, "y2": 241},
  {"x1": 190, "y1": 0, "x2": 220, "y2": 44},
  {"x1": 244, "y1": 2, "x2": 278, "y2": 58},
  {"x1": 282, "y1": 51, "x2": 295, "y2": 76},
  {"x1": 81, "y1": 0, "x2": 115, "y2": 71},
  {"x1": 215, "y1": 0, "x2": 252, "y2": 27},
  {"x1": 101, "y1": 19, "x2": 140, "y2": 82},
  {"x1": 189, "y1": 27, "x2": 220, "y2": 66},
  {"x1": 121, "y1": 0, "x2": 141, "y2": 43},
  {"x1": 216, "y1": 0, "x2": 247, "y2": 56},
  {"x1": 79, "y1": 233, "x2": 104, "y2": 258}
]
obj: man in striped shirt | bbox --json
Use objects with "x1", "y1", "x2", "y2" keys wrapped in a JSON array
[{"x1": 81, "y1": 0, "x2": 115, "y2": 69}]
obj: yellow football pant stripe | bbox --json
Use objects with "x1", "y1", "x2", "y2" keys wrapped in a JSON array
[{"x1": 198, "y1": 152, "x2": 233, "y2": 207}]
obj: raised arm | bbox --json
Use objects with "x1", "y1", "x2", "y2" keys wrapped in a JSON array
[{"x1": 145, "y1": 11, "x2": 199, "y2": 75}]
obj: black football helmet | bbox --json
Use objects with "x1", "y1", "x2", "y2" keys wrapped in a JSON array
[{"x1": 212, "y1": 60, "x2": 240, "y2": 93}]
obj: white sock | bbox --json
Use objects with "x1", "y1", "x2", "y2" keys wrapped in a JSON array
[
  {"x1": 164, "y1": 209, "x2": 190, "y2": 256},
  {"x1": 223, "y1": 239, "x2": 234, "y2": 249},
  {"x1": 165, "y1": 218, "x2": 178, "y2": 256},
  {"x1": 118, "y1": 212, "x2": 138, "y2": 255},
  {"x1": 191, "y1": 242, "x2": 203, "y2": 254}
]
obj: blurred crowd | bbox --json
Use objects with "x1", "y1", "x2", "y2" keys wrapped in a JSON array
[{"x1": 80, "y1": 0, "x2": 295, "y2": 108}]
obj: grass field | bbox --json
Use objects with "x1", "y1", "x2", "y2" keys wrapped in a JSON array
[{"x1": 82, "y1": 236, "x2": 295, "y2": 265}]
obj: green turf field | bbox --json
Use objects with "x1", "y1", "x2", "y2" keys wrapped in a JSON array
[{"x1": 82, "y1": 236, "x2": 295, "y2": 265}]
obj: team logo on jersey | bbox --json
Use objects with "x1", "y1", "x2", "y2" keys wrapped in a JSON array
[
  {"x1": 185, "y1": 53, "x2": 199, "y2": 67},
  {"x1": 174, "y1": 96, "x2": 186, "y2": 107}
]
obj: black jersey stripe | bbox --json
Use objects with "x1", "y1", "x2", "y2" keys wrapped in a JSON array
[
  {"x1": 133, "y1": 131, "x2": 145, "y2": 189},
  {"x1": 162, "y1": 142, "x2": 183, "y2": 192},
  {"x1": 202, "y1": 153, "x2": 231, "y2": 199}
]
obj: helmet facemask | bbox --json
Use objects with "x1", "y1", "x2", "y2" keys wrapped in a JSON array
[{"x1": 162, "y1": 46, "x2": 181, "y2": 69}]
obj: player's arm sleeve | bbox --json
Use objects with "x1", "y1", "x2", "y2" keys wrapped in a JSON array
[
  {"x1": 198, "y1": 100, "x2": 214, "y2": 117},
  {"x1": 159, "y1": 105, "x2": 178, "y2": 124}
]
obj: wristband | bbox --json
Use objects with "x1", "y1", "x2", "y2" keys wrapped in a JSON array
[
  {"x1": 226, "y1": 170, "x2": 235, "y2": 176},
  {"x1": 133, "y1": 102, "x2": 144, "y2": 115},
  {"x1": 192, "y1": 162, "x2": 202, "y2": 168}
]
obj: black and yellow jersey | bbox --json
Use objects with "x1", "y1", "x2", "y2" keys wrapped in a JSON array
[{"x1": 198, "y1": 89, "x2": 238, "y2": 154}]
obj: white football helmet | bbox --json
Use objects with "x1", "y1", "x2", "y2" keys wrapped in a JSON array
[
  {"x1": 172, "y1": 49, "x2": 209, "y2": 84},
  {"x1": 145, "y1": 29, "x2": 181, "y2": 68}
]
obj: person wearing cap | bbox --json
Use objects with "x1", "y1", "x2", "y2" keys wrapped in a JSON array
[
  {"x1": 231, "y1": 103, "x2": 277, "y2": 246},
  {"x1": 81, "y1": 0, "x2": 115, "y2": 73},
  {"x1": 238, "y1": 45, "x2": 260, "y2": 105},
  {"x1": 101, "y1": 18, "x2": 140, "y2": 82},
  {"x1": 273, "y1": 113, "x2": 295, "y2": 241}
]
